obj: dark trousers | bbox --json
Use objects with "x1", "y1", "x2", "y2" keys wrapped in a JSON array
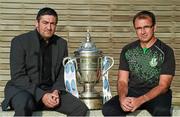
[
  {"x1": 102, "y1": 89, "x2": 172, "y2": 116},
  {"x1": 10, "y1": 90, "x2": 88, "y2": 116}
]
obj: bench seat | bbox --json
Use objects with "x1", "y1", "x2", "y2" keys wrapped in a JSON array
[{"x1": 1, "y1": 106, "x2": 180, "y2": 117}]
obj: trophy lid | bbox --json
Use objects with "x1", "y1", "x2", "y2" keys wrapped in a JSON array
[{"x1": 74, "y1": 30, "x2": 102, "y2": 55}]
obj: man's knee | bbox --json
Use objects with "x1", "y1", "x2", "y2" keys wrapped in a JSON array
[
  {"x1": 152, "y1": 107, "x2": 171, "y2": 116},
  {"x1": 70, "y1": 102, "x2": 88, "y2": 116},
  {"x1": 11, "y1": 91, "x2": 35, "y2": 115},
  {"x1": 78, "y1": 103, "x2": 89, "y2": 115},
  {"x1": 102, "y1": 104, "x2": 109, "y2": 116},
  {"x1": 102, "y1": 103, "x2": 119, "y2": 116}
]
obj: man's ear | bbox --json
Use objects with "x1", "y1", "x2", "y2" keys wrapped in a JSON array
[
  {"x1": 153, "y1": 24, "x2": 157, "y2": 32},
  {"x1": 35, "y1": 20, "x2": 38, "y2": 28}
]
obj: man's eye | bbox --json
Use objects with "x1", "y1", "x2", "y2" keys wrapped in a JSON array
[
  {"x1": 51, "y1": 23, "x2": 56, "y2": 25},
  {"x1": 135, "y1": 25, "x2": 152, "y2": 31},
  {"x1": 136, "y1": 27, "x2": 141, "y2": 30},
  {"x1": 42, "y1": 21, "x2": 48, "y2": 25},
  {"x1": 144, "y1": 26, "x2": 151, "y2": 29}
]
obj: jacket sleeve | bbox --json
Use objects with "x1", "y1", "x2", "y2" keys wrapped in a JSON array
[
  {"x1": 52, "y1": 40, "x2": 68, "y2": 91},
  {"x1": 10, "y1": 37, "x2": 46, "y2": 102}
]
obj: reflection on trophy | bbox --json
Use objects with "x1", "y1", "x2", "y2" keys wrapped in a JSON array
[{"x1": 63, "y1": 30, "x2": 114, "y2": 109}]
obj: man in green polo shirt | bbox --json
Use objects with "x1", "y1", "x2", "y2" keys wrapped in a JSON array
[{"x1": 102, "y1": 10, "x2": 175, "y2": 116}]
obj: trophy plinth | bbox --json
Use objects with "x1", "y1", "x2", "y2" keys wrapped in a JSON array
[
  {"x1": 81, "y1": 97, "x2": 102, "y2": 110},
  {"x1": 79, "y1": 83, "x2": 102, "y2": 110}
]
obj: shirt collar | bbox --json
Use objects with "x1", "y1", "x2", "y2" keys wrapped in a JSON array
[{"x1": 35, "y1": 29, "x2": 54, "y2": 45}]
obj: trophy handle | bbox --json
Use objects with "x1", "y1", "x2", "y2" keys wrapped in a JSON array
[
  {"x1": 102, "y1": 56, "x2": 114, "y2": 75},
  {"x1": 75, "y1": 57, "x2": 82, "y2": 84},
  {"x1": 63, "y1": 57, "x2": 82, "y2": 84},
  {"x1": 63, "y1": 57, "x2": 78, "y2": 68},
  {"x1": 63, "y1": 57, "x2": 72, "y2": 67},
  {"x1": 96, "y1": 57, "x2": 102, "y2": 82}
]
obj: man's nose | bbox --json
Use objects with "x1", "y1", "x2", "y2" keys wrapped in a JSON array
[
  {"x1": 141, "y1": 28, "x2": 146, "y2": 34},
  {"x1": 47, "y1": 23, "x2": 51, "y2": 30}
]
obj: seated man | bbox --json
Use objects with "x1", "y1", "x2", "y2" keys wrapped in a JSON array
[
  {"x1": 102, "y1": 10, "x2": 175, "y2": 116},
  {"x1": 1, "y1": 7, "x2": 88, "y2": 116}
]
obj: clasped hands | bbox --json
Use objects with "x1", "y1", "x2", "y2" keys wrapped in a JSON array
[
  {"x1": 42, "y1": 90, "x2": 60, "y2": 108},
  {"x1": 120, "y1": 96, "x2": 143, "y2": 112}
]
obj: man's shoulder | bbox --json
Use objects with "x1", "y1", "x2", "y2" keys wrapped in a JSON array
[
  {"x1": 53, "y1": 34, "x2": 67, "y2": 44},
  {"x1": 12, "y1": 30, "x2": 36, "y2": 42},
  {"x1": 155, "y1": 39, "x2": 174, "y2": 52}
]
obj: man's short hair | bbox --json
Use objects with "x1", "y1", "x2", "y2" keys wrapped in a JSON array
[
  {"x1": 133, "y1": 10, "x2": 156, "y2": 27},
  {"x1": 36, "y1": 7, "x2": 58, "y2": 24}
]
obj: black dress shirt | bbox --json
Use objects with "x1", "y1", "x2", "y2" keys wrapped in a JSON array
[{"x1": 36, "y1": 30, "x2": 54, "y2": 90}]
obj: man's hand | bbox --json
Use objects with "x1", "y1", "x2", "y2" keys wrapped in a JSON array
[
  {"x1": 119, "y1": 97, "x2": 133, "y2": 112},
  {"x1": 127, "y1": 97, "x2": 142, "y2": 112},
  {"x1": 42, "y1": 90, "x2": 60, "y2": 108},
  {"x1": 124, "y1": 96, "x2": 146, "y2": 112}
]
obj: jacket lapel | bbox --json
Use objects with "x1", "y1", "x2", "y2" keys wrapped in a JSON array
[
  {"x1": 52, "y1": 38, "x2": 59, "y2": 81},
  {"x1": 31, "y1": 30, "x2": 41, "y2": 82}
]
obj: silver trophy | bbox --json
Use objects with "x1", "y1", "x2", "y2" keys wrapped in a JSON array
[{"x1": 63, "y1": 30, "x2": 114, "y2": 109}]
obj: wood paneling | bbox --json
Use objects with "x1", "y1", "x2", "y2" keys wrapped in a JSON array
[{"x1": 0, "y1": 0, "x2": 180, "y2": 105}]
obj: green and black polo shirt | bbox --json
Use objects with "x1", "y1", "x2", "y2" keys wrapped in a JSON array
[{"x1": 119, "y1": 39, "x2": 175, "y2": 96}]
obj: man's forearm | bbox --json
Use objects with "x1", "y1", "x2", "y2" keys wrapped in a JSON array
[
  {"x1": 117, "y1": 70, "x2": 129, "y2": 100},
  {"x1": 118, "y1": 81, "x2": 128, "y2": 100},
  {"x1": 141, "y1": 85, "x2": 169, "y2": 103},
  {"x1": 141, "y1": 76, "x2": 173, "y2": 103}
]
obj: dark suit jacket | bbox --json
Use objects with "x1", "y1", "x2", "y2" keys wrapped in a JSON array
[{"x1": 1, "y1": 30, "x2": 68, "y2": 110}]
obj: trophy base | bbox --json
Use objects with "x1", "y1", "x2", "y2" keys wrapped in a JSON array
[{"x1": 80, "y1": 97, "x2": 103, "y2": 110}]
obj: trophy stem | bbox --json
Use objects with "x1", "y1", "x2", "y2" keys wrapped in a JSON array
[
  {"x1": 84, "y1": 83, "x2": 93, "y2": 92},
  {"x1": 80, "y1": 83, "x2": 102, "y2": 110},
  {"x1": 80, "y1": 83, "x2": 100, "y2": 98}
]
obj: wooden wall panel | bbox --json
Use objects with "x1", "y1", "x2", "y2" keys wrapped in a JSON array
[{"x1": 0, "y1": 0, "x2": 180, "y2": 105}]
